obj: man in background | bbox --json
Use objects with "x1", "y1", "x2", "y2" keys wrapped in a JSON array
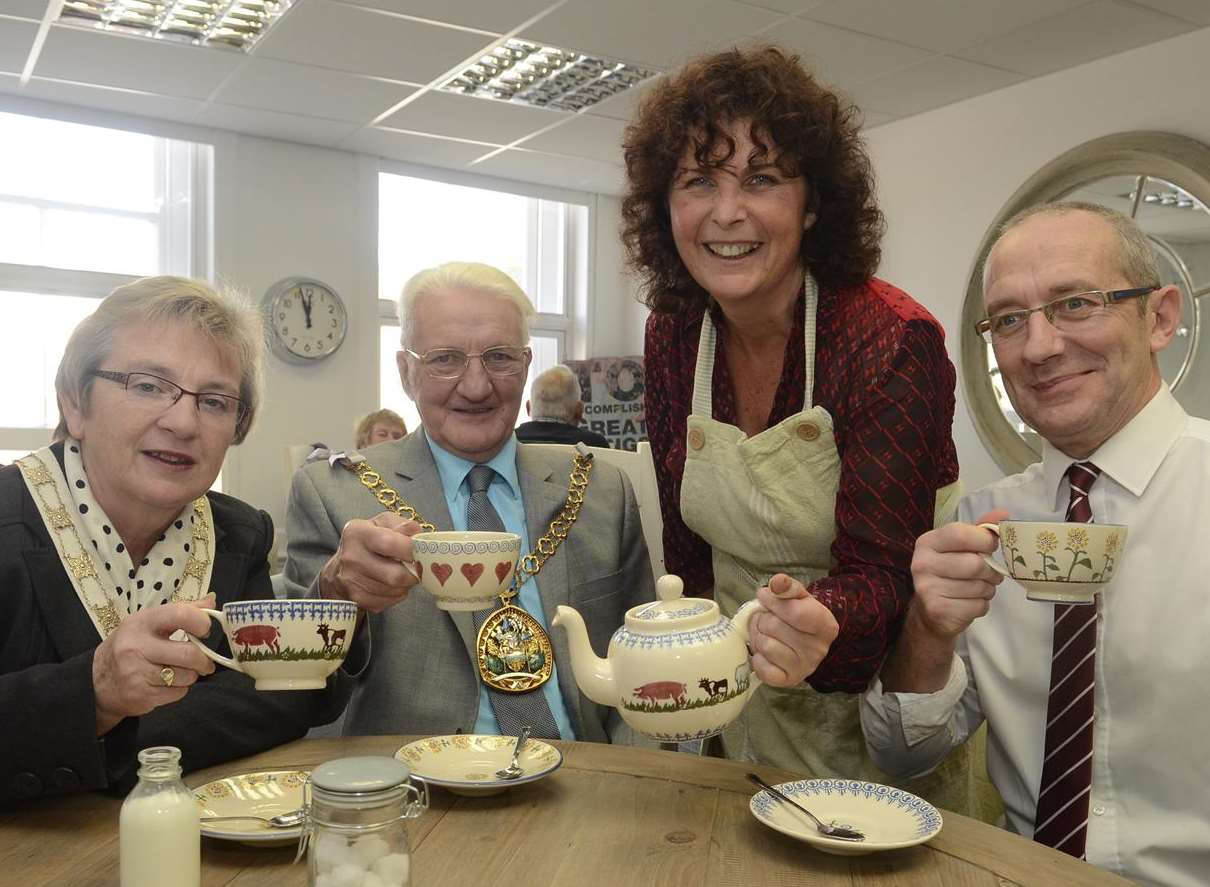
[{"x1": 516, "y1": 365, "x2": 610, "y2": 448}]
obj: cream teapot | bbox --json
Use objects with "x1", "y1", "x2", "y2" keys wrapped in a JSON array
[{"x1": 552, "y1": 574, "x2": 764, "y2": 743}]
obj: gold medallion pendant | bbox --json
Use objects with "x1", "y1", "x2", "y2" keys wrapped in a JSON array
[{"x1": 476, "y1": 604, "x2": 554, "y2": 692}]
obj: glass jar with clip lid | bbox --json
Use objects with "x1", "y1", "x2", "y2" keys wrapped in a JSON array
[{"x1": 300, "y1": 755, "x2": 428, "y2": 887}]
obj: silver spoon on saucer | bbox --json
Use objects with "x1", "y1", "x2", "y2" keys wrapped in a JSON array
[
  {"x1": 747, "y1": 773, "x2": 865, "y2": 841},
  {"x1": 201, "y1": 809, "x2": 306, "y2": 828},
  {"x1": 495, "y1": 726, "x2": 532, "y2": 780}
]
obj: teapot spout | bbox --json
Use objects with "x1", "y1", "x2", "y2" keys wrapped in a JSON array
[{"x1": 551, "y1": 605, "x2": 617, "y2": 706}]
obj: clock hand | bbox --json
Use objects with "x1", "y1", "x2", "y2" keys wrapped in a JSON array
[{"x1": 300, "y1": 289, "x2": 313, "y2": 329}]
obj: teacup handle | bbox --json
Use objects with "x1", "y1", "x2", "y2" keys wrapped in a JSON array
[
  {"x1": 185, "y1": 608, "x2": 245, "y2": 673},
  {"x1": 731, "y1": 600, "x2": 767, "y2": 692},
  {"x1": 976, "y1": 522, "x2": 1012, "y2": 578}
]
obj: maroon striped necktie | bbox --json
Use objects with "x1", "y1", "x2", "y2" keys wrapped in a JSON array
[{"x1": 1032, "y1": 460, "x2": 1101, "y2": 857}]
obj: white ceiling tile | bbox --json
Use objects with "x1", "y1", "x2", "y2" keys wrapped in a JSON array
[
  {"x1": 955, "y1": 1, "x2": 1196, "y2": 76},
  {"x1": 765, "y1": 17, "x2": 932, "y2": 92},
  {"x1": 1126, "y1": 0, "x2": 1210, "y2": 25},
  {"x1": 520, "y1": 113, "x2": 627, "y2": 162},
  {"x1": 520, "y1": 0, "x2": 783, "y2": 69},
  {"x1": 197, "y1": 103, "x2": 360, "y2": 145},
  {"x1": 213, "y1": 58, "x2": 417, "y2": 123},
  {"x1": 846, "y1": 56, "x2": 1024, "y2": 116},
  {"x1": 0, "y1": 0, "x2": 46, "y2": 19},
  {"x1": 379, "y1": 89, "x2": 568, "y2": 143},
  {"x1": 0, "y1": 18, "x2": 36, "y2": 73},
  {"x1": 342, "y1": 126, "x2": 498, "y2": 169},
  {"x1": 330, "y1": 0, "x2": 556, "y2": 35},
  {"x1": 858, "y1": 109, "x2": 899, "y2": 129},
  {"x1": 0, "y1": 72, "x2": 205, "y2": 123},
  {"x1": 800, "y1": 0, "x2": 1088, "y2": 53},
  {"x1": 472, "y1": 146, "x2": 625, "y2": 193},
  {"x1": 35, "y1": 25, "x2": 242, "y2": 99},
  {"x1": 255, "y1": 0, "x2": 492, "y2": 83}
]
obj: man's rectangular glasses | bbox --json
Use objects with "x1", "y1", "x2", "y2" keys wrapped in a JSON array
[
  {"x1": 91, "y1": 370, "x2": 248, "y2": 427},
  {"x1": 404, "y1": 346, "x2": 530, "y2": 380},
  {"x1": 975, "y1": 286, "x2": 1158, "y2": 342}
]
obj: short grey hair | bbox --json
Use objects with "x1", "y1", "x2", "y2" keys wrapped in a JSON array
[
  {"x1": 530, "y1": 365, "x2": 582, "y2": 423},
  {"x1": 994, "y1": 200, "x2": 1162, "y2": 293},
  {"x1": 397, "y1": 261, "x2": 535, "y2": 348},
  {"x1": 54, "y1": 275, "x2": 265, "y2": 444}
]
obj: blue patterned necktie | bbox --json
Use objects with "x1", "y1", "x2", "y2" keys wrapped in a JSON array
[{"x1": 466, "y1": 464, "x2": 561, "y2": 740}]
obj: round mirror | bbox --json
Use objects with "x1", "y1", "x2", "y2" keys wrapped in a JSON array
[{"x1": 962, "y1": 132, "x2": 1210, "y2": 473}]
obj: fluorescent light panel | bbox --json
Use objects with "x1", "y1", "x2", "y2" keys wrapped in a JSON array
[
  {"x1": 443, "y1": 39, "x2": 657, "y2": 112},
  {"x1": 57, "y1": 0, "x2": 292, "y2": 50}
]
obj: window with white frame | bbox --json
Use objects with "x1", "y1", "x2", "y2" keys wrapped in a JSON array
[
  {"x1": 377, "y1": 169, "x2": 588, "y2": 431},
  {"x1": 0, "y1": 110, "x2": 209, "y2": 462}
]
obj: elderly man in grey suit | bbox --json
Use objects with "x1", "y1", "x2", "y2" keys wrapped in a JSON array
[
  {"x1": 284, "y1": 261, "x2": 833, "y2": 742},
  {"x1": 281, "y1": 262, "x2": 655, "y2": 741}
]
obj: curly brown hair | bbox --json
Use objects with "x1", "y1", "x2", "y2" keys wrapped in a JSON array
[{"x1": 621, "y1": 45, "x2": 884, "y2": 313}]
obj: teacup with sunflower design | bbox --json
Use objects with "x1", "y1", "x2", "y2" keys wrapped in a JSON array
[{"x1": 978, "y1": 520, "x2": 1128, "y2": 604}]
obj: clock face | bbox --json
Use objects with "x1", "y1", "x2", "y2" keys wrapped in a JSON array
[{"x1": 265, "y1": 278, "x2": 348, "y2": 361}]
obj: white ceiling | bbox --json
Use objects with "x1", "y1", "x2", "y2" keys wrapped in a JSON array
[{"x1": 0, "y1": 0, "x2": 1205, "y2": 195}]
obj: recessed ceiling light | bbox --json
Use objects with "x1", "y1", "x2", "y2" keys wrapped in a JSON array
[
  {"x1": 57, "y1": 0, "x2": 293, "y2": 51},
  {"x1": 442, "y1": 39, "x2": 658, "y2": 112}
]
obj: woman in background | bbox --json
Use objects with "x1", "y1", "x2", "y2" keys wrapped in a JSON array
[{"x1": 355, "y1": 408, "x2": 407, "y2": 449}]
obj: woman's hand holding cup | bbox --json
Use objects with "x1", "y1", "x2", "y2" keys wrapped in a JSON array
[{"x1": 92, "y1": 594, "x2": 218, "y2": 735}]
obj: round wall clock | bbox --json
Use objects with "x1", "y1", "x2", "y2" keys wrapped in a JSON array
[{"x1": 263, "y1": 277, "x2": 348, "y2": 363}]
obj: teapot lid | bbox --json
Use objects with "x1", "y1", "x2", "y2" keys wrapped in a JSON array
[{"x1": 625, "y1": 575, "x2": 717, "y2": 631}]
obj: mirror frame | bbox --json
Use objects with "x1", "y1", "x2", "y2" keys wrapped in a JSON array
[{"x1": 961, "y1": 131, "x2": 1210, "y2": 474}]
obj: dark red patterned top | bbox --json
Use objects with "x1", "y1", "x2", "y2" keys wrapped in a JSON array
[{"x1": 644, "y1": 279, "x2": 959, "y2": 693}]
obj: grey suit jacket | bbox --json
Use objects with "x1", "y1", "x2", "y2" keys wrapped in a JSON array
[{"x1": 281, "y1": 431, "x2": 655, "y2": 741}]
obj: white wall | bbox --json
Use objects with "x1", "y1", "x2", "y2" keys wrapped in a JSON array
[{"x1": 865, "y1": 25, "x2": 1210, "y2": 493}]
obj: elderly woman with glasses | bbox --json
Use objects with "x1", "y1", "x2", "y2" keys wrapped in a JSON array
[{"x1": 0, "y1": 276, "x2": 351, "y2": 803}]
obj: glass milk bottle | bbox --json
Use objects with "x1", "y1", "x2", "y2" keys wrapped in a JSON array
[
  {"x1": 305, "y1": 756, "x2": 428, "y2": 887},
  {"x1": 119, "y1": 746, "x2": 200, "y2": 887}
]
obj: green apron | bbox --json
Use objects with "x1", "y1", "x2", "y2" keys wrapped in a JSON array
[{"x1": 679, "y1": 274, "x2": 982, "y2": 816}]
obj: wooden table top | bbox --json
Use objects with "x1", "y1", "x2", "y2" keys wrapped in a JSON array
[{"x1": 2, "y1": 736, "x2": 1132, "y2": 886}]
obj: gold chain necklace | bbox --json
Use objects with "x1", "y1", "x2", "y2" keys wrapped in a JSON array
[{"x1": 341, "y1": 450, "x2": 593, "y2": 692}]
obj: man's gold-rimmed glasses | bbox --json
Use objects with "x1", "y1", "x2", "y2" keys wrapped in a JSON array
[
  {"x1": 404, "y1": 345, "x2": 531, "y2": 380},
  {"x1": 975, "y1": 286, "x2": 1159, "y2": 343}
]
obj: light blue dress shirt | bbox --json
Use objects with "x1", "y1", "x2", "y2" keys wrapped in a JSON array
[{"x1": 426, "y1": 432, "x2": 576, "y2": 740}]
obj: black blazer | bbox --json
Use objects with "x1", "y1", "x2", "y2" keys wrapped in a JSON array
[
  {"x1": 515, "y1": 420, "x2": 611, "y2": 448},
  {"x1": 0, "y1": 448, "x2": 352, "y2": 804}
]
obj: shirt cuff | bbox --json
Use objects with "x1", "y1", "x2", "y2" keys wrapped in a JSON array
[{"x1": 872, "y1": 654, "x2": 967, "y2": 747}]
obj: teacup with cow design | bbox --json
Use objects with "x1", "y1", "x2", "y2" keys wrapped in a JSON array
[
  {"x1": 410, "y1": 531, "x2": 522, "y2": 611},
  {"x1": 186, "y1": 599, "x2": 358, "y2": 690}
]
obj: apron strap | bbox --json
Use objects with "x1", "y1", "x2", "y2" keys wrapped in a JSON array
[{"x1": 690, "y1": 272, "x2": 820, "y2": 417}]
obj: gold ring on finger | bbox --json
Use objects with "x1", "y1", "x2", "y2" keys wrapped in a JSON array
[{"x1": 160, "y1": 666, "x2": 176, "y2": 688}]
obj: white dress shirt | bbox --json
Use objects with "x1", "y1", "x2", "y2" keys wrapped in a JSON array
[{"x1": 861, "y1": 385, "x2": 1210, "y2": 887}]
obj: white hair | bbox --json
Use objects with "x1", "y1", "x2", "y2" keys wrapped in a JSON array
[
  {"x1": 397, "y1": 261, "x2": 535, "y2": 348},
  {"x1": 530, "y1": 365, "x2": 582, "y2": 423}
]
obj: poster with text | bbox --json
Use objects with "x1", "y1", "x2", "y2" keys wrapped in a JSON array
[{"x1": 564, "y1": 356, "x2": 646, "y2": 451}]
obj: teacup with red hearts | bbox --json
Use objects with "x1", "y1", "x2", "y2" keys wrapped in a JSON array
[{"x1": 410, "y1": 531, "x2": 522, "y2": 611}]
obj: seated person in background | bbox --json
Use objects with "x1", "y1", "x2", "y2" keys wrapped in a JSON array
[
  {"x1": 515, "y1": 364, "x2": 610, "y2": 448},
  {"x1": 354, "y1": 408, "x2": 407, "y2": 450},
  {"x1": 862, "y1": 202, "x2": 1208, "y2": 886},
  {"x1": 0, "y1": 276, "x2": 350, "y2": 803}
]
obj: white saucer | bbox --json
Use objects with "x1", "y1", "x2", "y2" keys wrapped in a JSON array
[
  {"x1": 194, "y1": 769, "x2": 308, "y2": 846},
  {"x1": 749, "y1": 778, "x2": 943, "y2": 856},
  {"x1": 395, "y1": 734, "x2": 562, "y2": 797}
]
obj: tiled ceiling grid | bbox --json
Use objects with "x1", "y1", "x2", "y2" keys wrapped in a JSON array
[{"x1": 0, "y1": 0, "x2": 1206, "y2": 194}]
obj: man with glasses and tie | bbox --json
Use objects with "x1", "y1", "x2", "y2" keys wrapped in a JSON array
[{"x1": 861, "y1": 202, "x2": 1209, "y2": 885}]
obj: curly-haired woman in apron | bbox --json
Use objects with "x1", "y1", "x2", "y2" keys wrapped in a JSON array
[{"x1": 623, "y1": 45, "x2": 984, "y2": 815}]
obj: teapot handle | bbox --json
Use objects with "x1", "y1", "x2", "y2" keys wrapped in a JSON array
[{"x1": 731, "y1": 600, "x2": 767, "y2": 692}]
